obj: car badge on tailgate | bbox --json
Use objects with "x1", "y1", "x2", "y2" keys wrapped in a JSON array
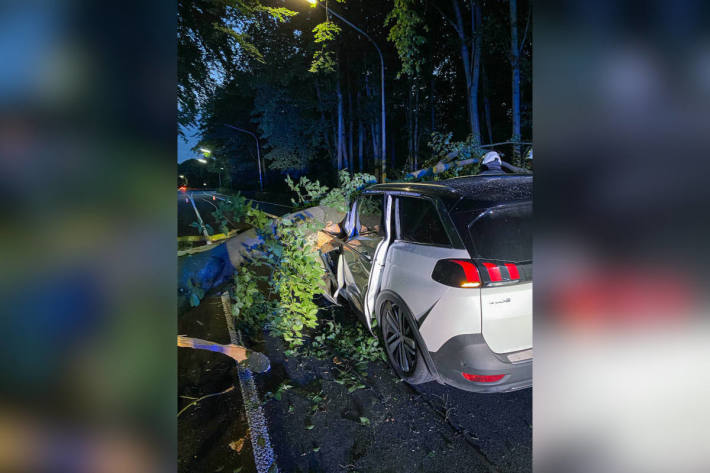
[{"x1": 489, "y1": 297, "x2": 511, "y2": 305}]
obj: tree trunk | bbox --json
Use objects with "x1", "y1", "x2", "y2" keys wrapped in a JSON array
[
  {"x1": 358, "y1": 118, "x2": 364, "y2": 172},
  {"x1": 371, "y1": 121, "x2": 378, "y2": 175},
  {"x1": 471, "y1": 2, "x2": 482, "y2": 145},
  {"x1": 348, "y1": 84, "x2": 354, "y2": 172},
  {"x1": 390, "y1": 127, "x2": 395, "y2": 170},
  {"x1": 314, "y1": 81, "x2": 333, "y2": 163},
  {"x1": 430, "y1": 74, "x2": 436, "y2": 134},
  {"x1": 407, "y1": 83, "x2": 413, "y2": 170},
  {"x1": 357, "y1": 90, "x2": 364, "y2": 172},
  {"x1": 336, "y1": 76, "x2": 344, "y2": 170},
  {"x1": 451, "y1": 0, "x2": 481, "y2": 144},
  {"x1": 482, "y1": 64, "x2": 494, "y2": 144},
  {"x1": 510, "y1": 0, "x2": 522, "y2": 164},
  {"x1": 414, "y1": 84, "x2": 420, "y2": 170}
]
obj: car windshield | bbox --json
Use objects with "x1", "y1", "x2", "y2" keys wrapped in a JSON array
[{"x1": 467, "y1": 202, "x2": 531, "y2": 262}]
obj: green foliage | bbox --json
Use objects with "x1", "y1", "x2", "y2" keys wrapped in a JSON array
[
  {"x1": 285, "y1": 170, "x2": 376, "y2": 212},
  {"x1": 301, "y1": 315, "x2": 384, "y2": 393},
  {"x1": 386, "y1": 0, "x2": 427, "y2": 77},
  {"x1": 211, "y1": 193, "x2": 249, "y2": 234},
  {"x1": 213, "y1": 26, "x2": 265, "y2": 64},
  {"x1": 233, "y1": 204, "x2": 323, "y2": 348},
  {"x1": 186, "y1": 278, "x2": 206, "y2": 307},
  {"x1": 269, "y1": 217, "x2": 322, "y2": 346},
  {"x1": 306, "y1": 317, "x2": 385, "y2": 367},
  {"x1": 427, "y1": 131, "x2": 482, "y2": 162},
  {"x1": 319, "y1": 170, "x2": 377, "y2": 212},
  {"x1": 263, "y1": 382, "x2": 293, "y2": 402},
  {"x1": 177, "y1": 0, "x2": 297, "y2": 130},
  {"x1": 312, "y1": 21, "x2": 342, "y2": 43},
  {"x1": 189, "y1": 221, "x2": 214, "y2": 235},
  {"x1": 285, "y1": 174, "x2": 330, "y2": 208},
  {"x1": 309, "y1": 49, "x2": 338, "y2": 74},
  {"x1": 309, "y1": 11, "x2": 343, "y2": 74},
  {"x1": 261, "y1": 6, "x2": 299, "y2": 22},
  {"x1": 419, "y1": 131, "x2": 482, "y2": 180},
  {"x1": 232, "y1": 266, "x2": 272, "y2": 334},
  {"x1": 255, "y1": 85, "x2": 325, "y2": 172}
]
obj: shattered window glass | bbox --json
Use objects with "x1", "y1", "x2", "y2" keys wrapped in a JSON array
[{"x1": 357, "y1": 194, "x2": 385, "y2": 236}]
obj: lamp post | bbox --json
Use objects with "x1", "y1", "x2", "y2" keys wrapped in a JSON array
[
  {"x1": 197, "y1": 148, "x2": 221, "y2": 188},
  {"x1": 307, "y1": 0, "x2": 387, "y2": 182},
  {"x1": 224, "y1": 124, "x2": 263, "y2": 191}
]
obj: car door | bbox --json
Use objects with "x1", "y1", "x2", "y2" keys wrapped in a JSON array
[
  {"x1": 341, "y1": 193, "x2": 387, "y2": 317},
  {"x1": 380, "y1": 196, "x2": 470, "y2": 320}
]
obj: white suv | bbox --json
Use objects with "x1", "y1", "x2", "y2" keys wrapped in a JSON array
[{"x1": 320, "y1": 175, "x2": 532, "y2": 393}]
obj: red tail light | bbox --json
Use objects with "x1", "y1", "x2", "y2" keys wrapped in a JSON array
[
  {"x1": 462, "y1": 372, "x2": 505, "y2": 383},
  {"x1": 481, "y1": 262, "x2": 524, "y2": 284},
  {"x1": 432, "y1": 259, "x2": 481, "y2": 288},
  {"x1": 505, "y1": 263, "x2": 520, "y2": 280},
  {"x1": 482, "y1": 262, "x2": 503, "y2": 281},
  {"x1": 433, "y1": 260, "x2": 527, "y2": 288},
  {"x1": 451, "y1": 260, "x2": 481, "y2": 287}
]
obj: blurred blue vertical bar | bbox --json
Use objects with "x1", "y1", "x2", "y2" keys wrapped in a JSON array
[
  {"x1": 535, "y1": 1, "x2": 710, "y2": 472},
  {"x1": 0, "y1": 0, "x2": 176, "y2": 472}
]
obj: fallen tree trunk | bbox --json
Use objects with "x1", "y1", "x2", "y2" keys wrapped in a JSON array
[
  {"x1": 405, "y1": 157, "x2": 531, "y2": 180},
  {"x1": 179, "y1": 205, "x2": 346, "y2": 312}
]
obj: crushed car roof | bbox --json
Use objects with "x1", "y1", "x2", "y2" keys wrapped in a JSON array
[{"x1": 367, "y1": 174, "x2": 532, "y2": 208}]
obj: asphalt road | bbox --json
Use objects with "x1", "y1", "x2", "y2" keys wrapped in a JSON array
[{"x1": 257, "y1": 303, "x2": 532, "y2": 473}]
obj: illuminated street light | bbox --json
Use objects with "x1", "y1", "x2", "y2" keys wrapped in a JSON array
[
  {"x1": 197, "y1": 158, "x2": 207, "y2": 164},
  {"x1": 199, "y1": 147, "x2": 212, "y2": 157}
]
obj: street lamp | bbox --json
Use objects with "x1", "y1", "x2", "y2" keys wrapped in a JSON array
[
  {"x1": 307, "y1": 0, "x2": 387, "y2": 182},
  {"x1": 224, "y1": 124, "x2": 263, "y2": 191},
  {"x1": 196, "y1": 150, "x2": 225, "y2": 189}
]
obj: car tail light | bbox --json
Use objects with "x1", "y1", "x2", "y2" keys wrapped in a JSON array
[
  {"x1": 462, "y1": 372, "x2": 505, "y2": 383},
  {"x1": 480, "y1": 262, "x2": 525, "y2": 285},
  {"x1": 482, "y1": 262, "x2": 503, "y2": 281},
  {"x1": 505, "y1": 263, "x2": 520, "y2": 280},
  {"x1": 431, "y1": 259, "x2": 481, "y2": 288},
  {"x1": 433, "y1": 260, "x2": 527, "y2": 288}
]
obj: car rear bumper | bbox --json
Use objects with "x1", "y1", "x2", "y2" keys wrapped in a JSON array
[{"x1": 429, "y1": 334, "x2": 532, "y2": 393}]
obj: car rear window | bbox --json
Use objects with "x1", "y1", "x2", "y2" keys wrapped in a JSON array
[{"x1": 467, "y1": 202, "x2": 531, "y2": 262}]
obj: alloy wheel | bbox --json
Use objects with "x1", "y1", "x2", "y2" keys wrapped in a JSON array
[{"x1": 382, "y1": 301, "x2": 417, "y2": 375}]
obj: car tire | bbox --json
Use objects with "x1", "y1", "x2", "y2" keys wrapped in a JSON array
[{"x1": 378, "y1": 297, "x2": 433, "y2": 385}]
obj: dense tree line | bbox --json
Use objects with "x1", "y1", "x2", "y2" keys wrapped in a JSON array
[{"x1": 178, "y1": 0, "x2": 531, "y2": 188}]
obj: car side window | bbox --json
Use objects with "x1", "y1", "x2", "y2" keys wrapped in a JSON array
[
  {"x1": 357, "y1": 194, "x2": 385, "y2": 237},
  {"x1": 397, "y1": 197, "x2": 450, "y2": 246}
]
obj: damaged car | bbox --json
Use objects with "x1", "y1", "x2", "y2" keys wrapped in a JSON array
[{"x1": 319, "y1": 174, "x2": 532, "y2": 393}]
